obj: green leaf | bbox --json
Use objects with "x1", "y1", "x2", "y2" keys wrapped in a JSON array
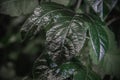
[
  {"x1": 73, "y1": 70, "x2": 86, "y2": 80},
  {"x1": 100, "y1": 28, "x2": 120, "y2": 79},
  {"x1": 46, "y1": 14, "x2": 87, "y2": 60},
  {"x1": 73, "y1": 70, "x2": 101, "y2": 80},
  {"x1": 89, "y1": 21, "x2": 118, "y2": 64},
  {"x1": 102, "y1": 53, "x2": 120, "y2": 79},
  {"x1": 88, "y1": 15, "x2": 109, "y2": 60},
  {"x1": 59, "y1": 62, "x2": 80, "y2": 79},
  {"x1": 0, "y1": 0, "x2": 39, "y2": 16}
]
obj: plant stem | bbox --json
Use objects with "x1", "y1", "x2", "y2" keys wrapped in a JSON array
[
  {"x1": 106, "y1": 17, "x2": 120, "y2": 26},
  {"x1": 75, "y1": 0, "x2": 82, "y2": 11}
]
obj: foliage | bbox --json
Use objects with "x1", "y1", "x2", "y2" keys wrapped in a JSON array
[
  {"x1": 20, "y1": 2, "x2": 109, "y2": 79},
  {"x1": 0, "y1": 0, "x2": 120, "y2": 80}
]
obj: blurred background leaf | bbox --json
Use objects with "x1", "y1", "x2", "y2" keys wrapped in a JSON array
[{"x1": 0, "y1": 0, "x2": 39, "y2": 16}]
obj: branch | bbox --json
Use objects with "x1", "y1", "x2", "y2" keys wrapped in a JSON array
[
  {"x1": 75, "y1": 0, "x2": 82, "y2": 11},
  {"x1": 106, "y1": 17, "x2": 120, "y2": 26}
]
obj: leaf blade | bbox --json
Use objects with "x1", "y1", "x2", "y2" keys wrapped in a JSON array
[{"x1": 88, "y1": 15, "x2": 109, "y2": 60}]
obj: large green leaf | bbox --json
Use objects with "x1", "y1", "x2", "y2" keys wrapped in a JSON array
[
  {"x1": 46, "y1": 14, "x2": 87, "y2": 61},
  {"x1": 89, "y1": 24, "x2": 116, "y2": 64},
  {"x1": 88, "y1": 15, "x2": 109, "y2": 60},
  {"x1": 0, "y1": 0, "x2": 38, "y2": 16}
]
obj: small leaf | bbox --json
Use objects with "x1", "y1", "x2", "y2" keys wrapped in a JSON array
[
  {"x1": 59, "y1": 62, "x2": 79, "y2": 79},
  {"x1": 0, "y1": 0, "x2": 39, "y2": 16}
]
